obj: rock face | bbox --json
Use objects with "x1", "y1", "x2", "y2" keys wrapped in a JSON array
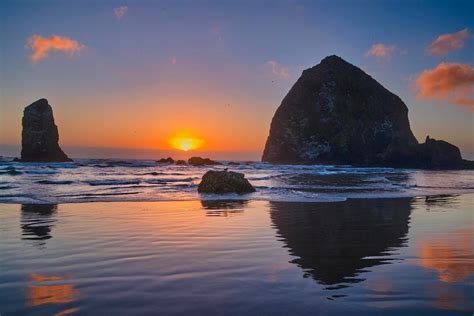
[
  {"x1": 176, "y1": 160, "x2": 187, "y2": 165},
  {"x1": 20, "y1": 99, "x2": 71, "y2": 162},
  {"x1": 198, "y1": 170, "x2": 256, "y2": 194},
  {"x1": 188, "y1": 156, "x2": 221, "y2": 166},
  {"x1": 262, "y1": 55, "x2": 470, "y2": 169}
]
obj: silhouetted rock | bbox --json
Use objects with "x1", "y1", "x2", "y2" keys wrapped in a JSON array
[
  {"x1": 227, "y1": 161, "x2": 240, "y2": 165},
  {"x1": 19, "y1": 99, "x2": 71, "y2": 162},
  {"x1": 262, "y1": 55, "x2": 471, "y2": 169},
  {"x1": 419, "y1": 136, "x2": 463, "y2": 169},
  {"x1": 188, "y1": 156, "x2": 221, "y2": 166},
  {"x1": 176, "y1": 160, "x2": 187, "y2": 165},
  {"x1": 198, "y1": 170, "x2": 255, "y2": 194},
  {"x1": 157, "y1": 157, "x2": 175, "y2": 164}
]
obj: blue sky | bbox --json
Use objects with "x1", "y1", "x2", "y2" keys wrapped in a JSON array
[{"x1": 1, "y1": 0, "x2": 473, "y2": 159}]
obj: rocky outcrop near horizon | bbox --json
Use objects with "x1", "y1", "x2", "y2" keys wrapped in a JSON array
[
  {"x1": 262, "y1": 55, "x2": 471, "y2": 169},
  {"x1": 19, "y1": 98, "x2": 72, "y2": 162}
]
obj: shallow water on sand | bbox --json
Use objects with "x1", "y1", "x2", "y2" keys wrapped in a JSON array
[
  {"x1": 1, "y1": 194, "x2": 473, "y2": 315},
  {"x1": 1, "y1": 158, "x2": 474, "y2": 203}
]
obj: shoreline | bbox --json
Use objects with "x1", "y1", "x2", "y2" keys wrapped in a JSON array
[{"x1": 1, "y1": 192, "x2": 470, "y2": 205}]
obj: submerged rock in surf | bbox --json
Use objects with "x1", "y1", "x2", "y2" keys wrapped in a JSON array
[
  {"x1": 188, "y1": 157, "x2": 221, "y2": 166},
  {"x1": 157, "y1": 157, "x2": 175, "y2": 164}
]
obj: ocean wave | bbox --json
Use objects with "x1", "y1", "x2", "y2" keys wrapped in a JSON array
[
  {"x1": 37, "y1": 180, "x2": 74, "y2": 185},
  {"x1": 0, "y1": 159, "x2": 473, "y2": 204},
  {"x1": 86, "y1": 179, "x2": 142, "y2": 186}
]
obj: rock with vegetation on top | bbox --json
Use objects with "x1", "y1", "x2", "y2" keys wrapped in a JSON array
[
  {"x1": 188, "y1": 156, "x2": 222, "y2": 166},
  {"x1": 198, "y1": 170, "x2": 256, "y2": 194},
  {"x1": 19, "y1": 98, "x2": 72, "y2": 162},
  {"x1": 262, "y1": 55, "x2": 471, "y2": 169}
]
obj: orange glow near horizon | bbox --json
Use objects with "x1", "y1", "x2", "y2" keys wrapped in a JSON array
[{"x1": 169, "y1": 135, "x2": 204, "y2": 152}]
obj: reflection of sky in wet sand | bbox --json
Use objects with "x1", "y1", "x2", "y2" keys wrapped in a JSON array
[
  {"x1": 1, "y1": 195, "x2": 472, "y2": 315},
  {"x1": 419, "y1": 227, "x2": 474, "y2": 283},
  {"x1": 27, "y1": 273, "x2": 79, "y2": 314}
]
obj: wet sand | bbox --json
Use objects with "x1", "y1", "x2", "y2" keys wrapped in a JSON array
[{"x1": 1, "y1": 195, "x2": 473, "y2": 315}]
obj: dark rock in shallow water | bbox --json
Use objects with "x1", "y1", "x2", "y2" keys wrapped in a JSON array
[
  {"x1": 19, "y1": 99, "x2": 71, "y2": 162},
  {"x1": 157, "y1": 157, "x2": 175, "y2": 164},
  {"x1": 198, "y1": 170, "x2": 256, "y2": 194},
  {"x1": 188, "y1": 156, "x2": 221, "y2": 166},
  {"x1": 176, "y1": 160, "x2": 187, "y2": 165},
  {"x1": 262, "y1": 55, "x2": 471, "y2": 169}
]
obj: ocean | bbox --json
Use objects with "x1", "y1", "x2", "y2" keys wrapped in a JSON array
[{"x1": 1, "y1": 158, "x2": 474, "y2": 203}]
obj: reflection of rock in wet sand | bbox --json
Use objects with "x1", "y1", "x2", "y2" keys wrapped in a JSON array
[
  {"x1": 270, "y1": 199, "x2": 412, "y2": 289},
  {"x1": 21, "y1": 204, "x2": 57, "y2": 246},
  {"x1": 200, "y1": 200, "x2": 248, "y2": 217},
  {"x1": 27, "y1": 273, "x2": 79, "y2": 313}
]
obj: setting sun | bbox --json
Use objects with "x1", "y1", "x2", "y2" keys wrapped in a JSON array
[{"x1": 169, "y1": 136, "x2": 204, "y2": 151}]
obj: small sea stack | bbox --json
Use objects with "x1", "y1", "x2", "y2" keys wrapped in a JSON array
[
  {"x1": 19, "y1": 99, "x2": 72, "y2": 162},
  {"x1": 157, "y1": 157, "x2": 175, "y2": 164},
  {"x1": 188, "y1": 157, "x2": 222, "y2": 166},
  {"x1": 198, "y1": 170, "x2": 256, "y2": 194}
]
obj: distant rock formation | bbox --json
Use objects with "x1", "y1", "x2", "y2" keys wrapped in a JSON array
[
  {"x1": 262, "y1": 55, "x2": 471, "y2": 169},
  {"x1": 198, "y1": 170, "x2": 255, "y2": 194},
  {"x1": 188, "y1": 156, "x2": 222, "y2": 166},
  {"x1": 157, "y1": 157, "x2": 175, "y2": 164},
  {"x1": 176, "y1": 159, "x2": 187, "y2": 165},
  {"x1": 20, "y1": 99, "x2": 71, "y2": 162}
]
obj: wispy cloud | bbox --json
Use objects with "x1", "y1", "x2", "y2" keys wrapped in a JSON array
[
  {"x1": 428, "y1": 28, "x2": 470, "y2": 56},
  {"x1": 113, "y1": 6, "x2": 128, "y2": 19},
  {"x1": 365, "y1": 43, "x2": 398, "y2": 60},
  {"x1": 26, "y1": 34, "x2": 85, "y2": 63},
  {"x1": 415, "y1": 62, "x2": 474, "y2": 108},
  {"x1": 265, "y1": 60, "x2": 291, "y2": 80}
]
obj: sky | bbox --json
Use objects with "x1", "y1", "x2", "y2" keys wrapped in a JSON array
[{"x1": 1, "y1": 0, "x2": 473, "y2": 160}]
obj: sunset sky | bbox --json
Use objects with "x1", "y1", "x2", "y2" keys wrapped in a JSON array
[{"x1": 1, "y1": 0, "x2": 473, "y2": 160}]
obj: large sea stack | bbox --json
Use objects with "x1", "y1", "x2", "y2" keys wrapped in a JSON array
[
  {"x1": 20, "y1": 98, "x2": 71, "y2": 162},
  {"x1": 262, "y1": 55, "x2": 469, "y2": 169}
]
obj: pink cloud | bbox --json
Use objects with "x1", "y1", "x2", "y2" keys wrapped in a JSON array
[
  {"x1": 428, "y1": 28, "x2": 470, "y2": 56},
  {"x1": 415, "y1": 62, "x2": 474, "y2": 108},
  {"x1": 365, "y1": 44, "x2": 397, "y2": 59},
  {"x1": 265, "y1": 60, "x2": 290, "y2": 80},
  {"x1": 26, "y1": 34, "x2": 85, "y2": 63},
  {"x1": 171, "y1": 57, "x2": 177, "y2": 65},
  {"x1": 113, "y1": 6, "x2": 128, "y2": 19}
]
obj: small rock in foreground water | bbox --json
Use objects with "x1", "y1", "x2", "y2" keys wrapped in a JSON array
[{"x1": 198, "y1": 170, "x2": 256, "y2": 194}]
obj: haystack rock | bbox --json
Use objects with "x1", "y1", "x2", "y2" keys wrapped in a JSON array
[
  {"x1": 262, "y1": 55, "x2": 470, "y2": 169},
  {"x1": 20, "y1": 99, "x2": 71, "y2": 162}
]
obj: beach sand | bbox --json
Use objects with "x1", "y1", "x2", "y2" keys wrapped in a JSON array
[{"x1": 1, "y1": 195, "x2": 473, "y2": 315}]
